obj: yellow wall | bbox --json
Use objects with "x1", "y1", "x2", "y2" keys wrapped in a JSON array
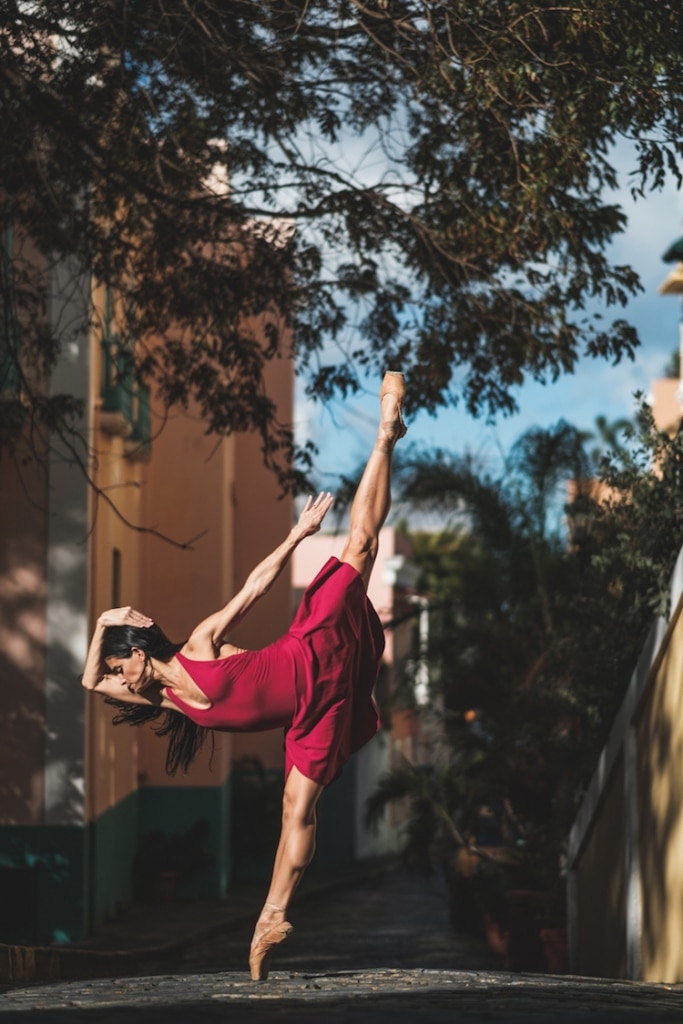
[
  {"x1": 230, "y1": 354, "x2": 295, "y2": 771},
  {"x1": 571, "y1": 588, "x2": 683, "y2": 982},
  {"x1": 87, "y1": 296, "x2": 295, "y2": 802},
  {"x1": 636, "y1": 600, "x2": 683, "y2": 982},
  {"x1": 87, "y1": 288, "x2": 146, "y2": 820},
  {"x1": 574, "y1": 752, "x2": 627, "y2": 978},
  {"x1": 136, "y1": 397, "x2": 237, "y2": 788}
]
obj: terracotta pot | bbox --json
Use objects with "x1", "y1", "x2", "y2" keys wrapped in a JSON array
[
  {"x1": 540, "y1": 926, "x2": 569, "y2": 975},
  {"x1": 504, "y1": 889, "x2": 546, "y2": 972},
  {"x1": 154, "y1": 870, "x2": 179, "y2": 903},
  {"x1": 482, "y1": 912, "x2": 509, "y2": 959}
]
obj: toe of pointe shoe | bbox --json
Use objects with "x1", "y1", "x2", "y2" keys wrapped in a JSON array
[
  {"x1": 249, "y1": 922, "x2": 293, "y2": 981},
  {"x1": 379, "y1": 370, "x2": 405, "y2": 402},
  {"x1": 249, "y1": 951, "x2": 272, "y2": 982}
]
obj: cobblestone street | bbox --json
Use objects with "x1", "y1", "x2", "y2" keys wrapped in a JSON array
[
  {"x1": 178, "y1": 861, "x2": 498, "y2": 975},
  {"x1": 2, "y1": 866, "x2": 683, "y2": 1022}
]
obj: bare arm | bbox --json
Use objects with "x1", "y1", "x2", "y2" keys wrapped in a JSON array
[
  {"x1": 187, "y1": 492, "x2": 334, "y2": 652},
  {"x1": 81, "y1": 606, "x2": 154, "y2": 693}
]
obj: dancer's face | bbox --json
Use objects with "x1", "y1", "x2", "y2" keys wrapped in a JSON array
[{"x1": 105, "y1": 648, "x2": 154, "y2": 694}]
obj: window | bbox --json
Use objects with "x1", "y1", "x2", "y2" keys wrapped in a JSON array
[
  {"x1": 112, "y1": 547, "x2": 122, "y2": 607},
  {"x1": 100, "y1": 284, "x2": 133, "y2": 423},
  {"x1": 98, "y1": 284, "x2": 151, "y2": 458}
]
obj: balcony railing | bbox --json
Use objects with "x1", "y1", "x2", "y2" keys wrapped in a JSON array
[{"x1": 124, "y1": 383, "x2": 151, "y2": 461}]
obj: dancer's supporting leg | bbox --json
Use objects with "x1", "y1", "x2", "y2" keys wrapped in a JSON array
[
  {"x1": 248, "y1": 373, "x2": 406, "y2": 980},
  {"x1": 249, "y1": 767, "x2": 323, "y2": 980}
]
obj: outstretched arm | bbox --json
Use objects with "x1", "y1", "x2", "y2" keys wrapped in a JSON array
[{"x1": 187, "y1": 492, "x2": 334, "y2": 653}]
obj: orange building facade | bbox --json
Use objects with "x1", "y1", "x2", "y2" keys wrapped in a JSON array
[{"x1": 0, "y1": 256, "x2": 295, "y2": 942}]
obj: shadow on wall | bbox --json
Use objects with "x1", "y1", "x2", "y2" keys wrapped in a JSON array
[
  {"x1": 0, "y1": 543, "x2": 88, "y2": 827},
  {"x1": 0, "y1": 534, "x2": 47, "y2": 827},
  {"x1": 636, "y1": 637, "x2": 683, "y2": 982},
  {"x1": 0, "y1": 646, "x2": 45, "y2": 825},
  {"x1": 0, "y1": 480, "x2": 89, "y2": 942},
  {"x1": 0, "y1": 567, "x2": 88, "y2": 944},
  {"x1": 43, "y1": 627, "x2": 87, "y2": 826}
]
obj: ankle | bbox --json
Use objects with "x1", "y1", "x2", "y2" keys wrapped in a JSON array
[
  {"x1": 375, "y1": 417, "x2": 401, "y2": 450},
  {"x1": 263, "y1": 901, "x2": 287, "y2": 914}
]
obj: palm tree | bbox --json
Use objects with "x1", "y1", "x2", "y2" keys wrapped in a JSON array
[
  {"x1": 584, "y1": 414, "x2": 633, "y2": 468},
  {"x1": 367, "y1": 423, "x2": 590, "y2": 893}
]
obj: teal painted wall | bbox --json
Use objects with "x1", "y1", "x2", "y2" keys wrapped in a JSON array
[
  {"x1": 230, "y1": 762, "x2": 282, "y2": 883},
  {"x1": 89, "y1": 788, "x2": 139, "y2": 930},
  {"x1": 0, "y1": 777, "x2": 232, "y2": 944},
  {"x1": 90, "y1": 781, "x2": 231, "y2": 927},
  {"x1": 0, "y1": 825, "x2": 87, "y2": 943},
  {"x1": 314, "y1": 758, "x2": 356, "y2": 870},
  {"x1": 137, "y1": 781, "x2": 231, "y2": 900},
  {"x1": 0, "y1": 758, "x2": 358, "y2": 944},
  {"x1": 230, "y1": 757, "x2": 357, "y2": 885}
]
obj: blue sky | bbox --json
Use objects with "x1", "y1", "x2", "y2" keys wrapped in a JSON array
[{"x1": 295, "y1": 154, "x2": 683, "y2": 485}]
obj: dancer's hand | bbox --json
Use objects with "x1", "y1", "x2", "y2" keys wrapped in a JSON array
[
  {"x1": 98, "y1": 607, "x2": 154, "y2": 628},
  {"x1": 296, "y1": 492, "x2": 334, "y2": 538}
]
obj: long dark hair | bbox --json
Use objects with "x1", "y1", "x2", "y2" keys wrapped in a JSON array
[{"x1": 101, "y1": 623, "x2": 213, "y2": 776}]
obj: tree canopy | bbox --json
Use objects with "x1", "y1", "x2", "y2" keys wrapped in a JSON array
[{"x1": 2, "y1": 0, "x2": 682, "y2": 484}]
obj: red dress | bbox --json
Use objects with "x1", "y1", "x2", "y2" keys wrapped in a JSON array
[{"x1": 164, "y1": 557, "x2": 384, "y2": 786}]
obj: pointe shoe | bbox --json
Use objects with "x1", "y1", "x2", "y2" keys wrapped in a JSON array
[
  {"x1": 379, "y1": 370, "x2": 407, "y2": 439},
  {"x1": 249, "y1": 920, "x2": 294, "y2": 981}
]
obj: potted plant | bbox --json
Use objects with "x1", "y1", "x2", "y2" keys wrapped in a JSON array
[{"x1": 132, "y1": 819, "x2": 212, "y2": 902}]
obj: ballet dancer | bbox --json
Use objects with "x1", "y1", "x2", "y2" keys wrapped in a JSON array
[{"x1": 82, "y1": 371, "x2": 407, "y2": 979}]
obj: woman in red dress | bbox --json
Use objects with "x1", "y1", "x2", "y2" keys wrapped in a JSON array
[{"x1": 82, "y1": 371, "x2": 406, "y2": 979}]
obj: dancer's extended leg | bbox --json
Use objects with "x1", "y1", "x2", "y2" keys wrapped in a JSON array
[{"x1": 340, "y1": 372, "x2": 406, "y2": 589}]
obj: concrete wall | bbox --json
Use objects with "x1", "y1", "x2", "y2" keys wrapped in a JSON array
[
  {"x1": 0, "y1": 251, "x2": 93, "y2": 942},
  {"x1": 0, "y1": 224, "x2": 52, "y2": 830},
  {"x1": 0, "y1": 444, "x2": 48, "y2": 828}
]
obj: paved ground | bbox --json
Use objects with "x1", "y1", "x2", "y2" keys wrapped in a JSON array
[
  {"x1": 2, "y1": 866, "x2": 683, "y2": 1022},
  {"x1": 178, "y1": 863, "x2": 499, "y2": 975}
]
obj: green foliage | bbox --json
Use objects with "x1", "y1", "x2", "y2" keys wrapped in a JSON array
[
  {"x1": 576, "y1": 397, "x2": 683, "y2": 626},
  {"x1": 373, "y1": 407, "x2": 683, "y2": 887},
  {"x1": 2, "y1": 1, "x2": 682, "y2": 487}
]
